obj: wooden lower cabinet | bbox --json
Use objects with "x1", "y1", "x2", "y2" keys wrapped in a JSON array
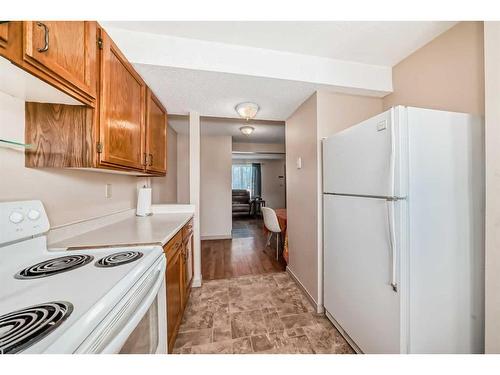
[
  {"x1": 182, "y1": 220, "x2": 194, "y2": 307},
  {"x1": 166, "y1": 242, "x2": 182, "y2": 353},
  {"x1": 164, "y1": 219, "x2": 195, "y2": 353}
]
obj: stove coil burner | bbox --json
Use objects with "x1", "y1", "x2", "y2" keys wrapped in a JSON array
[
  {"x1": 15, "y1": 255, "x2": 94, "y2": 279},
  {"x1": 95, "y1": 251, "x2": 143, "y2": 268},
  {"x1": 0, "y1": 301, "x2": 73, "y2": 354}
]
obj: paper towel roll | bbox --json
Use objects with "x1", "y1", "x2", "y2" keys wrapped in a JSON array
[{"x1": 136, "y1": 187, "x2": 152, "y2": 216}]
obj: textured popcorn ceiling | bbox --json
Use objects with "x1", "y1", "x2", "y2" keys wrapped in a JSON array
[{"x1": 135, "y1": 63, "x2": 329, "y2": 121}]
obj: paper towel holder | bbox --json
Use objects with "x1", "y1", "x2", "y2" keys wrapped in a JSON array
[{"x1": 136, "y1": 185, "x2": 153, "y2": 217}]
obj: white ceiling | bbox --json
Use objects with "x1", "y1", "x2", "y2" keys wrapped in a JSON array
[
  {"x1": 169, "y1": 116, "x2": 285, "y2": 144},
  {"x1": 103, "y1": 21, "x2": 457, "y2": 66},
  {"x1": 102, "y1": 21, "x2": 457, "y2": 124},
  {"x1": 135, "y1": 63, "x2": 330, "y2": 120}
]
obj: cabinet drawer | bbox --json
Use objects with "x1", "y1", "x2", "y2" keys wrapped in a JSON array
[
  {"x1": 182, "y1": 219, "x2": 193, "y2": 242},
  {"x1": 163, "y1": 230, "x2": 182, "y2": 262}
]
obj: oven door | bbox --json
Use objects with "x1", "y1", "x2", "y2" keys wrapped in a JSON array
[{"x1": 75, "y1": 256, "x2": 167, "y2": 354}]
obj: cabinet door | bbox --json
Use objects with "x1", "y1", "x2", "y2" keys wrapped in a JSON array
[
  {"x1": 166, "y1": 248, "x2": 182, "y2": 353},
  {"x1": 145, "y1": 89, "x2": 167, "y2": 174},
  {"x1": 0, "y1": 22, "x2": 9, "y2": 50},
  {"x1": 23, "y1": 21, "x2": 96, "y2": 99},
  {"x1": 99, "y1": 30, "x2": 146, "y2": 170},
  {"x1": 184, "y1": 235, "x2": 194, "y2": 294}
]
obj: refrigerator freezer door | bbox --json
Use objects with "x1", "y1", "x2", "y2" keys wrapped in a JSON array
[
  {"x1": 323, "y1": 108, "x2": 403, "y2": 197},
  {"x1": 323, "y1": 194, "x2": 401, "y2": 353}
]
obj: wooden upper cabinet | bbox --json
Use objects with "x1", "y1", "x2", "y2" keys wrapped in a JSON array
[
  {"x1": 145, "y1": 90, "x2": 167, "y2": 174},
  {"x1": 22, "y1": 21, "x2": 97, "y2": 103},
  {"x1": 0, "y1": 23, "x2": 9, "y2": 49},
  {"x1": 21, "y1": 23, "x2": 167, "y2": 176},
  {"x1": 98, "y1": 30, "x2": 146, "y2": 171}
]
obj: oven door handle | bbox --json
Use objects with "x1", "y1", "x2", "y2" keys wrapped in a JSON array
[{"x1": 75, "y1": 256, "x2": 166, "y2": 354}]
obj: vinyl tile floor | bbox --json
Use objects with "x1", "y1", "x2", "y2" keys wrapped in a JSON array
[{"x1": 173, "y1": 272, "x2": 355, "y2": 354}]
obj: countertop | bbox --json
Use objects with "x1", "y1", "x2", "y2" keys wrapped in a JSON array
[{"x1": 49, "y1": 208, "x2": 193, "y2": 250}]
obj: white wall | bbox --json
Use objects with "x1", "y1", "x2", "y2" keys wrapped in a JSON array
[
  {"x1": 0, "y1": 91, "x2": 147, "y2": 227},
  {"x1": 232, "y1": 158, "x2": 286, "y2": 209},
  {"x1": 286, "y1": 93, "x2": 319, "y2": 306},
  {"x1": 484, "y1": 21, "x2": 500, "y2": 354},
  {"x1": 152, "y1": 126, "x2": 178, "y2": 204},
  {"x1": 176, "y1": 133, "x2": 190, "y2": 204},
  {"x1": 200, "y1": 135, "x2": 232, "y2": 239},
  {"x1": 383, "y1": 21, "x2": 484, "y2": 115},
  {"x1": 232, "y1": 142, "x2": 285, "y2": 153}
]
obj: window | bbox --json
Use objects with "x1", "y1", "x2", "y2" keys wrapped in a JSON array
[
  {"x1": 232, "y1": 163, "x2": 261, "y2": 198},
  {"x1": 232, "y1": 164, "x2": 253, "y2": 193}
]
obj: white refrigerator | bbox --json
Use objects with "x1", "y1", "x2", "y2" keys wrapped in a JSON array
[{"x1": 322, "y1": 106, "x2": 484, "y2": 354}]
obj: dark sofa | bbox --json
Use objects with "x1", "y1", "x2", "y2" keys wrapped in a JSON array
[{"x1": 232, "y1": 189, "x2": 251, "y2": 216}]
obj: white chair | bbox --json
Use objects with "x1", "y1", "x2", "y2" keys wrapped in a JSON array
[{"x1": 261, "y1": 207, "x2": 282, "y2": 260}]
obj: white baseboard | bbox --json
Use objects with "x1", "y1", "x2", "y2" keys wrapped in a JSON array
[
  {"x1": 286, "y1": 266, "x2": 324, "y2": 314},
  {"x1": 192, "y1": 274, "x2": 202, "y2": 288},
  {"x1": 201, "y1": 234, "x2": 232, "y2": 240}
]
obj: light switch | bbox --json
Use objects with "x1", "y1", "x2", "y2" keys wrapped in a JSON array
[{"x1": 296, "y1": 157, "x2": 302, "y2": 169}]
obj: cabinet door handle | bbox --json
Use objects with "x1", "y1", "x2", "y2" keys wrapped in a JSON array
[
  {"x1": 36, "y1": 22, "x2": 49, "y2": 53},
  {"x1": 149, "y1": 153, "x2": 153, "y2": 166}
]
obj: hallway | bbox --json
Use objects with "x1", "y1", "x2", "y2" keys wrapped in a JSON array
[{"x1": 201, "y1": 217, "x2": 286, "y2": 280}]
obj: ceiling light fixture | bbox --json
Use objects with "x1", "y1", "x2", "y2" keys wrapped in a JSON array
[
  {"x1": 239, "y1": 126, "x2": 255, "y2": 136},
  {"x1": 235, "y1": 102, "x2": 260, "y2": 121}
]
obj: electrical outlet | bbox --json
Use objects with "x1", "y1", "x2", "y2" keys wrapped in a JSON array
[{"x1": 105, "y1": 184, "x2": 112, "y2": 199}]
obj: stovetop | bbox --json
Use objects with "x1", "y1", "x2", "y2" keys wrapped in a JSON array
[
  {"x1": 0, "y1": 200, "x2": 164, "y2": 354},
  {"x1": 0, "y1": 237, "x2": 163, "y2": 353},
  {"x1": 0, "y1": 201, "x2": 165, "y2": 353},
  {"x1": 15, "y1": 254, "x2": 94, "y2": 279},
  {"x1": 95, "y1": 251, "x2": 144, "y2": 268},
  {"x1": 14, "y1": 250, "x2": 145, "y2": 279},
  {"x1": 0, "y1": 301, "x2": 73, "y2": 354}
]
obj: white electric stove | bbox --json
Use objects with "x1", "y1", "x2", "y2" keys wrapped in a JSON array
[{"x1": 0, "y1": 200, "x2": 167, "y2": 354}]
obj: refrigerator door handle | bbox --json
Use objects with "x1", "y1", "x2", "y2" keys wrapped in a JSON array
[{"x1": 386, "y1": 199, "x2": 398, "y2": 293}]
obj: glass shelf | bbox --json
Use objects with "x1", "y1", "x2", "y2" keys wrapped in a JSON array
[{"x1": 0, "y1": 139, "x2": 32, "y2": 149}]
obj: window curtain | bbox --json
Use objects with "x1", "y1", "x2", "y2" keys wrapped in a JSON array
[
  {"x1": 232, "y1": 163, "x2": 262, "y2": 198},
  {"x1": 251, "y1": 163, "x2": 262, "y2": 198}
]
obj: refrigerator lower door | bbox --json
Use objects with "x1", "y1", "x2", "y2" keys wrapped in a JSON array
[{"x1": 323, "y1": 194, "x2": 401, "y2": 353}]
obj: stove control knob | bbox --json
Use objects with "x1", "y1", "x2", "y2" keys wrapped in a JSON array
[
  {"x1": 27, "y1": 209, "x2": 41, "y2": 221},
  {"x1": 9, "y1": 211, "x2": 24, "y2": 224}
]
